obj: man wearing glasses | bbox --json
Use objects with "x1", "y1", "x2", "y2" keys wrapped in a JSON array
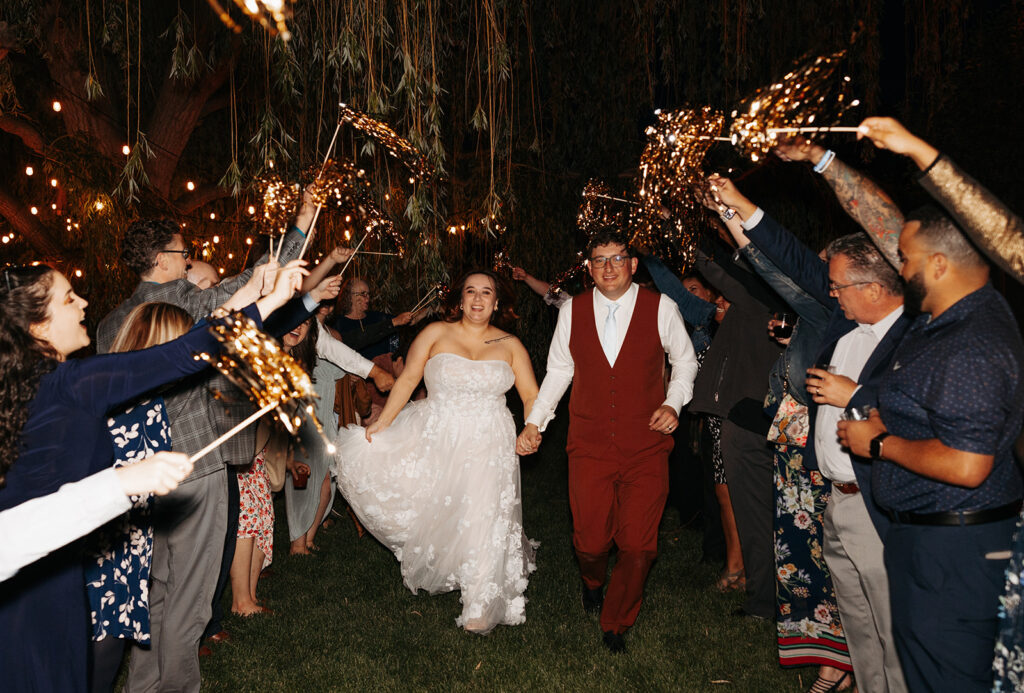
[
  {"x1": 95, "y1": 204, "x2": 315, "y2": 692},
  {"x1": 518, "y1": 227, "x2": 698, "y2": 653}
]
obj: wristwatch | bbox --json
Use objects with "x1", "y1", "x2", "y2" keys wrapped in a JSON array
[{"x1": 869, "y1": 432, "x2": 891, "y2": 459}]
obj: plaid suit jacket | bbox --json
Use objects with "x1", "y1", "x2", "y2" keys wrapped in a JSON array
[{"x1": 96, "y1": 230, "x2": 306, "y2": 479}]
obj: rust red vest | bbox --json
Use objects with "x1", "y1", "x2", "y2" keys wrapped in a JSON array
[{"x1": 566, "y1": 287, "x2": 673, "y2": 459}]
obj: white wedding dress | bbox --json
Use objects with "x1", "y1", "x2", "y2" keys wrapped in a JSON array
[{"x1": 333, "y1": 352, "x2": 537, "y2": 633}]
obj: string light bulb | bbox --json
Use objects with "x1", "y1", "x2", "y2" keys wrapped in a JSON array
[
  {"x1": 122, "y1": 144, "x2": 131, "y2": 156},
  {"x1": 51, "y1": 101, "x2": 61, "y2": 112},
  {"x1": 95, "y1": 200, "x2": 105, "y2": 211},
  {"x1": 187, "y1": 181, "x2": 196, "y2": 191},
  {"x1": 50, "y1": 178, "x2": 58, "y2": 188},
  {"x1": 25, "y1": 166, "x2": 33, "y2": 176},
  {"x1": 30, "y1": 206, "x2": 38, "y2": 215}
]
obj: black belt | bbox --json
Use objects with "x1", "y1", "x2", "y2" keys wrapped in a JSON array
[{"x1": 884, "y1": 500, "x2": 1022, "y2": 527}]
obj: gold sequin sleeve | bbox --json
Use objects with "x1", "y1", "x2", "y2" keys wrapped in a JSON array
[{"x1": 919, "y1": 154, "x2": 1024, "y2": 281}]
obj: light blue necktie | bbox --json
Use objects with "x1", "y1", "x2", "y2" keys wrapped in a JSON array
[{"x1": 602, "y1": 303, "x2": 619, "y2": 363}]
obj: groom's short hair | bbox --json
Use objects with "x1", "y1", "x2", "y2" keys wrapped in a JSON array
[{"x1": 586, "y1": 226, "x2": 631, "y2": 257}]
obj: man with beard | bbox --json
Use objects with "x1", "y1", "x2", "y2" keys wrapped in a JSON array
[{"x1": 839, "y1": 208, "x2": 1024, "y2": 693}]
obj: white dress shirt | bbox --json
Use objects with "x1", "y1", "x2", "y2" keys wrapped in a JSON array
[
  {"x1": 315, "y1": 320, "x2": 375, "y2": 378},
  {"x1": 526, "y1": 283, "x2": 698, "y2": 431},
  {"x1": 0, "y1": 468, "x2": 131, "y2": 582},
  {"x1": 815, "y1": 305, "x2": 904, "y2": 482}
]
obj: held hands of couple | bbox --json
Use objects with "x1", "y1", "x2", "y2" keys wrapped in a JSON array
[
  {"x1": 805, "y1": 368, "x2": 857, "y2": 408},
  {"x1": 836, "y1": 409, "x2": 887, "y2": 458},
  {"x1": 516, "y1": 424, "x2": 542, "y2": 456}
]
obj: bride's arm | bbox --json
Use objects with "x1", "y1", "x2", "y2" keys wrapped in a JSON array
[
  {"x1": 364, "y1": 322, "x2": 443, "y2": 442},
  {"x1": 509, "y1": 338, "x2": 542, "y2": 456},
  {"x1": 509, "y1": 338, "x2": 540, "y2": 421}
]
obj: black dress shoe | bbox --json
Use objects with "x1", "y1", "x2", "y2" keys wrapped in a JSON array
[
  {"x1": 581, "y1": 584, "x2": 604, "y2": 616},
  {"x1": 602, "y1": 631, "x2": 626, "y2": 654}
]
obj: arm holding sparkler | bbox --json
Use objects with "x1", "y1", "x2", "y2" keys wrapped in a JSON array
[
  {"x1": 708, "y1": 174, "x2": 832, "y2": 307},
  {"x1": 301, "y1": 246, "x2": 356, "y2": 293},
  {"x1": 512, "y1": 267, "x2": 552, "y2": 298},
  {"x1": 859, "y1": 116, "x2": 1024, "y2": 282},
  {"x1": 773, "y1": 137, "x2": 904, "y2": 269}
]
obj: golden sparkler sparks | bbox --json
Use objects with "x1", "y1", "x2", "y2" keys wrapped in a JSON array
[
  {"x1": 729, "y1": 50, "x2": 860, "y2": 161},
  {"x1": 339, "y1": 104, "x2": 432, "y2": 182},
  {"x1": 196, "y1": 311, "x2": 333, "y2": 446}
]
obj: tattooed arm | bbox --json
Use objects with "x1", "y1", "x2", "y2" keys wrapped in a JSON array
[{"x1": 774, "y1": 139, "x2": 904, "y2": 269}]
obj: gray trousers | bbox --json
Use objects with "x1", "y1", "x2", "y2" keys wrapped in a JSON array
[
  {"x1": 823, "y1": 486, "x2": 906, "y2": 693},
  {"x1": 719, "y1": 419, "x2": 775, "y2": 618},
  {"x1": 126, "y1": 469, "x2": 227, "y2": 693}
]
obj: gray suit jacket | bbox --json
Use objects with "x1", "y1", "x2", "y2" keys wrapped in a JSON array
[{"x1": 96, "y1": 229, "x2": 306, "y2": 479}]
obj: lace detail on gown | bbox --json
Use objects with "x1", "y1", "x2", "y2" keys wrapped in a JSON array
[{"x1": 333, "y1": 352, "x2": 537, "y2": 633}]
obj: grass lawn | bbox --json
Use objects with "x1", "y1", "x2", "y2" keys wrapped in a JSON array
[{"x1": 194, "y1": 410, "x2": 808, "y2": 692}]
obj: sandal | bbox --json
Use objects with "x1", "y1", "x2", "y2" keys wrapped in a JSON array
[
  {"x1": 715, "y1": 569, "x2": 745, "y2": 592},
  {"x1": 806, "y1": 671, "x2": 851, "y2": 693}
]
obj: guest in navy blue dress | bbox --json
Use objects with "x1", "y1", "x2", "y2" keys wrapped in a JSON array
[{"x1": 0, "y1": 261, "x2": 305, "y2": 693}]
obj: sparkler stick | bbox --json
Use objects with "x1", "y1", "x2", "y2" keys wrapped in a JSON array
[
  {"x1": 189, "y1": 402, "x2": 279, "y2": 463},
  {"x1": 587, "y1": 193, "x2": 641, "y2": 206},
  {"x1": 409, "y1": 286, "x2": 438, "y2": 314},
  {"x1": 336, "y1": 233, "x2": 368, "y2": 278},
  {"x1": 767, "y1": 126, "x2": 861, "y2": 134},
  {"x1": 298, "y1": 119, "x2": 345, "y2": 260},
  {"x1": 354, "y1": 251, "x2": 401, "y2": 256}
]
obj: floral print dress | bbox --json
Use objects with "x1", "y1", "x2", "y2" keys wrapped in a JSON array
[
  {"x1": 237, "y1": 449, "x2": 274, "y2": 568},
  {"x1": 86, "y1": 399, "x2": 169, "y2": 642},
  {"x1": 774, "y1": 446, "x2": 850, "y2": 670}
]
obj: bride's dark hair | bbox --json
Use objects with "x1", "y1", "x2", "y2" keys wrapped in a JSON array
[
  {"x1": 0, "y1": 265, "x2": 60, "y2": 486},
  {"x1": 443, "y1": 268, "x2": 517, "y2": 330}
]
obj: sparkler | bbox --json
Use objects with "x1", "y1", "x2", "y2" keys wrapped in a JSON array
[{"x1": 729, "y1": 50, "x2": 860, "y2": 162}]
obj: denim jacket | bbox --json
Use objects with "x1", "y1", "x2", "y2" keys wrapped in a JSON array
[{"x1": 739, "y1": 243, "x2": 832, "y2": 411}]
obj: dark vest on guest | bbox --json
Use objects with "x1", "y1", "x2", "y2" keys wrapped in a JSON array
[{"x1": 566, "y1": 287, "x2": 674, "y2": 460}]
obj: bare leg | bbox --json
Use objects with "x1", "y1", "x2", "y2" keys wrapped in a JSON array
[
  {"x1": 230, "y1": 537, "x2": 261, "y2": 615},
  {"x1": 249, "y1": 545, "x2": 265, "y2": 604},
  {"x1": 305, "y1": 474, "x2": 332, "y2": 549},
  {"x1": 290, "y1": 535, "x2": 311, "y2": 555},
  {"x1": 715, "y1": 483, "x2": 744, "y2": 574}
]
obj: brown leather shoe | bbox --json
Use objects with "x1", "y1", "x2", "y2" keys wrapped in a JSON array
[{"x1": 205, "y1": 630, "x2": 230, "y2": 644}]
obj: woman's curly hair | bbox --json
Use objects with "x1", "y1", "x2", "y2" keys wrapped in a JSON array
[
  {"x1": 0, "y1": 265, "x2": 59, "y2": 487},
  {"x1": 442, "y1": 268, "x2": 518, "y2": 331}
]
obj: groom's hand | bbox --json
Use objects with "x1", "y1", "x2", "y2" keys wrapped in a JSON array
[
  {"x1": 516, "y1": 424, "x2": 542, "y2": 456},
  {"x1": 649, "y1": 405, "x2": 679, "y2": 436}
]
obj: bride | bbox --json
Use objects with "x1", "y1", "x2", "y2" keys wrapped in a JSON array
[{"x1": 333, "y1": 269, "x2": 540, "y2": 634}]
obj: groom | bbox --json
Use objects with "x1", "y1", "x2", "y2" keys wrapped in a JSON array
[{"x1": 518, "y1": 228, "x2": 698, "y2": 652}]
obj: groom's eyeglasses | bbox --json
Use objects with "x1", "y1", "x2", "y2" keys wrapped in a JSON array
[{"x1": 588, "y1": 255, "x2": 629, "y2": 268}]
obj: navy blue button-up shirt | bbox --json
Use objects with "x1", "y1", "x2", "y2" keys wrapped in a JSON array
[{"x1": 873, "y1": 284, "x2": 1024, "y2": 513}]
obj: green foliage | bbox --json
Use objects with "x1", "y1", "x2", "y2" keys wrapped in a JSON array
[
  {"x1": 113, "y1": 132, "x2": 153, "y2": 204},
  {"x1": 164, "y1": 7, "x2": 207, "y2": 84}
]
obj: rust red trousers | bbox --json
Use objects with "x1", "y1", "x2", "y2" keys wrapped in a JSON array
[{"x1": 568, "y1": 450, "x2": 669, "y2": 634}]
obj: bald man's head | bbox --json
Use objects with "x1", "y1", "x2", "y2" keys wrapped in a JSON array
[{"x1": 186, "y1": 260, "x2": 221, "y2": 289}]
